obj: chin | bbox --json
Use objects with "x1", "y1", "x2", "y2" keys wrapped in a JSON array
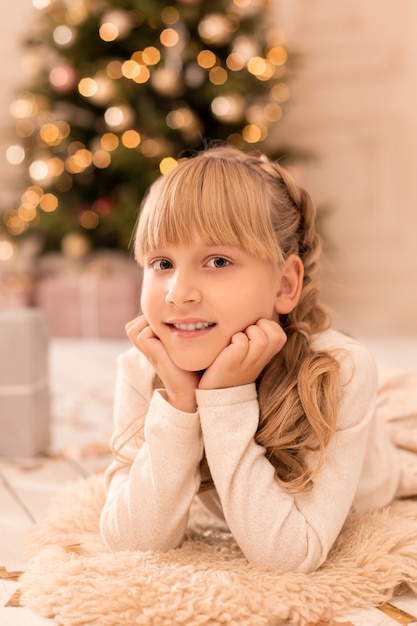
[{"x1": 170, "y1": 354, "x2": 214, "y2": 373}]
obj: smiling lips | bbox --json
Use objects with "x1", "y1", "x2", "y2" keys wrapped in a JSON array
[{"x1": 168, "y1": 321, "x2": 215, "y2": 333}]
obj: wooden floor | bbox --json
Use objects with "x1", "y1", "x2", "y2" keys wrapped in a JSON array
[
  {"x1": 1, "y1": 336, "x2": 417, "y2": 625},
  {"x1": 0, "y1": 338, "x2": 126, "y2": 625}
]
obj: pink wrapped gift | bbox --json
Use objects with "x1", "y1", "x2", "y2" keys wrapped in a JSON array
[
  {"x1": 34, "y1": 268, "x2": 141, "y2": 338},
  {"x1": 0, "y1": 308, "x2": 50, "y2": 457},
  {"x1": 0, "y1": 272, "x2": 34, "y2": 308}
]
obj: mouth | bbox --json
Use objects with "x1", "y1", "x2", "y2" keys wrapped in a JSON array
[{"x1": 169, "y1": 322, "x2": 215, "y2": 331}]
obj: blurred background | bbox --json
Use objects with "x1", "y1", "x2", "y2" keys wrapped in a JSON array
[{"x1": 0, "y1": 0, "x2": 416, "y2": 339}]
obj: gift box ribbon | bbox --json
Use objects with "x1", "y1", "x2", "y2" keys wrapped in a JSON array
[{"x1": 0, "y1": 377, "x2": 48, "y2": 396}]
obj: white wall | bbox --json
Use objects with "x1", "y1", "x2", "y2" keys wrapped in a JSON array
[{"x1": 275, "y1": 0, "x2": 417, "y2": 336}]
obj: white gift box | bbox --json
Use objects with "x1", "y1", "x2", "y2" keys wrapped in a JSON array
[{"x1": 0, "y1": 308, "x2": 50, "y2": 456}]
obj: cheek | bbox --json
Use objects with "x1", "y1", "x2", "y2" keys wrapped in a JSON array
[{"x1": 140, "y1": 279, "x2": 157, "y2": 317}]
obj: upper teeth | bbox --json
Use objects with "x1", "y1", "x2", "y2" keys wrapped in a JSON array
[{"x1": 173, "y1": 322, "x2": 213, "y2": 330}]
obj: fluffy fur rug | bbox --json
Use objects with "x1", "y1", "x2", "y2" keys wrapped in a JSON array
[{"x1": 20, "y1": 475, "x2": 417, "y2": 626}]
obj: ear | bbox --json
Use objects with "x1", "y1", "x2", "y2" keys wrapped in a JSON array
[{"x1": 274, "y1": 254, "x2": 304, "y2": 315}]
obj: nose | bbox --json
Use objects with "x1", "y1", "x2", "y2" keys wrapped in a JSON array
[{"x1": 165, "y1": 269, "x2": 201, "y2": 305}]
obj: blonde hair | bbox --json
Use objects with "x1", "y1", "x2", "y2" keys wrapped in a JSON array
[{"x1": 124, "y1": 145, "x2": 340, "y2": 492}]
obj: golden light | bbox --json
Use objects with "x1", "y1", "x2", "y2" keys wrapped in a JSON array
[
  {"x1": 0, "y1": 239, "x2": 15, "y2": 262},
  {"x1": 246, "y1": 104, "x2": 264, "y2": 124},
  {"x1": 142, "y1": 47, "x2": 161, "y2": 65},
  {"x1": 58, "y1": 120, "x2": 71, "y2": 136},
  {"x1": 6, "y1": 145, "x2": 25, "y2": 165},
  {"x1": 159, "y1": 157, "x2": 178, "y2": 174},
  {"x1": 264, "y1": 102, "x2": 282, "y2": 122},
  {"x1": 140, "y1": 139, "x2": 161, "y2": 158},
  {"x1": 40, "y1": 193, "x2": 58, "y2": 213},
  {"x1": 68, "y1": 140, "x2": 86, "y2": 154},
  {"x1": 247, "y1": 56, "x2": 267, "y2": 76},
  {"x1": 231, "y1": 36, "x2": 257, "y2": 63},
  {"x1": 161, "y1": 6, "x2": 179, "y2": 24},
  {"x1": 165, "y1": 111, "x2": 180, "y2": 129},
  {"x1": 53, "y1": 25, "x2": 74, "y2": 46},
  {"x1": 198, "y1": 14, "x2": 234, "y2": 45},
  {"x1": 259, "y1": 65, "x2": 274, "y2": 81},
  {"x1": 65, "y1": 1, "x2": 88, "y2": 25},
  {"x1": 121, "y1": 59, "x2": 136, "y2": 78},
  {"x1": 160, "y1": 28, "x2": 180, "y2": 47},
  {"x1": 131, "y1": 51, "x2": 144, "y2": 64},
  {"x1": 22, "y1": 186, "x2": 43, "y2": 205},
  {"x1": 104, "y1": 105, "x2": 133, "y2": 129},
  {"x1": 78, "y1": 77, "x2": 98, "y2": 98},
  {"x1": 89, "y1": 72, "x2": 116, "y2": 105},
  {"x1": 211, "y1": 94, "x2": 244, "y2": 122},
  {"x1": 5, "y1": 213, "x2": 26, "y2": 236},
  {"x1": 10, "y1": 97, "x2": 36, "y2": 119},
  {"x1": 267, "y1": 46, "x2": 288, "y2": 66},
  {"x1": 242, "y1": 123, "x2": 267, "y2": 143},
  {"x1": 132, "y1": 66, "x2": 150, "y2": 84},
  {"x1": 100, "y1": 10, "x2": 132, "y2": 40},
  {"x1": 32, "y1": 0, "x2": 50, "y2": 9},
  {"x1": 65, "y1": 149, "x2": 93, "y2": 174},
  {"x1": 104, "y1": 107, "x2": 123, "y2": 126},
  {"x1": 226, "y1": 53, "x2": 245, "y2": 71},
  {"x1": 151, "y1": 67, "x2": 181, "y2": 96},
  {"x1": 100, "y1": 133, "x2": 119, "y2": 151},
  {"x1": 78, "y1": 210, "x2": 99, "y2": 229},
  {"x1": 271, "y1": 82, "x2": 290, "y2": 102},
  {"x1": 39, "y1": 123, "x2": 63, "y2": 146},
  {"x1": 99, "y1": 22, "x2": 119, "y2": 42},
  {"x1": 209, "y1": 66, "x2": 228, "y2": 85},
  {"x1": 93, "y1": 150, "x2": 111, "y2": 168},
  {"x1": 106, "y1": 60, "x2": 123, "y2": 79},
  {"x1": 29, "y1": 160, "x2": 49, "y2": 181},
  {"x1": 197, "y1": 50, "x2": 217, "y2": 69},
  {"x1": 16, "y1": 120, "x2": 35, "y2": 138},
  {"x1": 18, "y1": 203, "x2": 37, "y2": 222},
  {"x1": 122, "y1": 130, "x2": 141, "y2": 148},
  {"x1": 48, "y1": 157, "x2": 65, "y2": 177}
]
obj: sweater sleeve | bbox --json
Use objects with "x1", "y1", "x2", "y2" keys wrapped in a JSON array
[
  {"x1": 100, "y1": 349, "x2": 204, "y2": 552},
  {"x1": 195, "y1": 339, "x2": 378, "y2": 573}
]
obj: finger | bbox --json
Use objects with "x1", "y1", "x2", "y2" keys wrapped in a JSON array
[
  {"x1": 131, "y1": 326, "x2": 169, "y2": 371},
  {"x1": 125, "y1": 314, "x2": 148, "y2": 336},
  {"x1": 255, "y1": 319, "x2": 287, "y2": 350},
  {"x1": 134, "y1": 324, "x2": 155, "y2": 348},
  {"x1": 126, "y1": 316, "x2": 154, "y2": 348},
  {"x1": 230, "y1": 330, "x2": 249, "y2": 345},
  {"x1": 241, "y1": 322, "x2": 286, "y2": 367},
  {"x1": 224, "y1": 331, "x2": 250, "y2": 363},
  {"x1": 244, "y1": 323, "x2": 266, "y2": 342}
]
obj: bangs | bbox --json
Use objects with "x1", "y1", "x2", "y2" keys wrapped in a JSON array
[{"x1": 135, "y1": 154, "x2": 283, "y2": 264}]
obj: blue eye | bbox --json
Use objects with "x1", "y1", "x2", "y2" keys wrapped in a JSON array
[
  {"x1": 208, "y1": 256, "x2": 230, "y2": 269},
  {"x1": 151, "y1": 259, "x2": 172, "y2": 270}
]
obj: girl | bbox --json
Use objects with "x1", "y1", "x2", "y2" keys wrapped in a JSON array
[{"x1": 100, "y1": 145, "x2": 411, "y2": 573}]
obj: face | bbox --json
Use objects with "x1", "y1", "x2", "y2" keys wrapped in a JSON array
[{"x1": 140, "y1": 233, "x2": 283, "y2": 372}]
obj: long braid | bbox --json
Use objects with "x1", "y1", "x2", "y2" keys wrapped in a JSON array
[{"x1": 255, "y1": 158, "x2": 340, "y2": 491}]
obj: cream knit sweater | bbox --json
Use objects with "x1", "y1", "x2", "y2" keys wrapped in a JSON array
[{"x1": 100, "y1": 329, "x2": 402, "y2": 573}]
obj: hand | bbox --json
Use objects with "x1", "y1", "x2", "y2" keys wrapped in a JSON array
[
  {"x1": 125, "y1": 315, "x2": 200, "y2": 412},
  {"x1": 198, "y1": 319, "x2": 287, "y2": 390}
]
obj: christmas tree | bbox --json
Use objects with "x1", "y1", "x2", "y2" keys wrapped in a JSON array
[{"x1": 3, "y1": 0, "x2": 292, "y2": 254}]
